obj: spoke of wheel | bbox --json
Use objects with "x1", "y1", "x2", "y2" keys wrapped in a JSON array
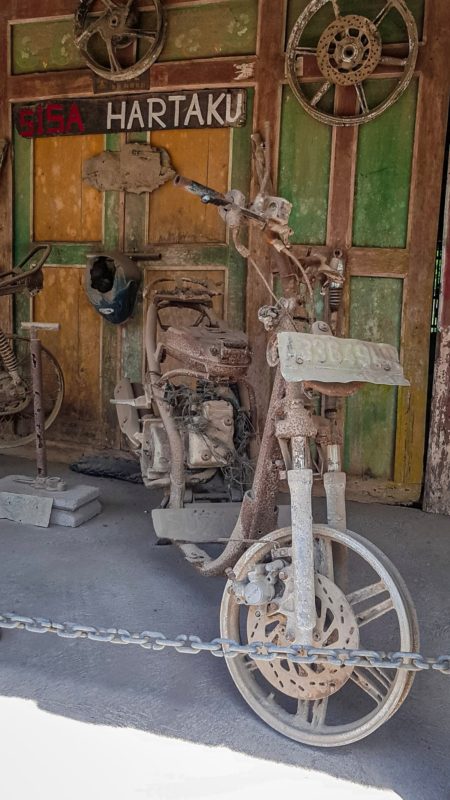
[
  {"x1": 350, "y1": 667, "x2": 393, "y2": 704},
  {"x1": 355, "y1": 82, "x2": 369, "y2": 114},
  {"x1": 311, "y1": 81, "x2": 332, "y2": 108},
  {"x1": 296, "y1": 699, "x2": 309, "y2": 721},
  {"x1": 75, "y1": 25, "x2": 97, "y2": 47},
  {"x1": 314, "y1": 537, "x2": 334, "y2": 580},
  {"x1": 347, "y1": 580, "x2": 386, "y2": 606},
  {"x1": 122, "y1": 29, "x2": 158, "y2": 40},
  {"x1": 100, "y1": 0, "x2": 116, "y2": 9},
  {"x1": 356, "y1": 597, "x2": 394, "y2": 626},
  {"x1": 311, "y1": 697, "x2": 328, "y2": 727},
  {"x1": 330, "y1": 0, "x2": 341, "y2": 19},
  {"x1": 379, "y1": 54, "x2": 407, "y2": 66},
  {"x1": 364, "y1": 666, "x2": 395, "y2": 692},
  {"x1": 244, "y1": 657, "x2": 258, "y2": 673},
  {"x1": 347, "y1": 579, "x2": 394, "y2": 626},
  {"x1": 373, "y1": 1, "x2": 394, "y2": 28},
  {"x1": 294, "y1": 46, "x2": 317, "y2": 56},
  {"x1": 76, "y1": 14, "x2": 108, "y2": 46},
  {"x1": 296, "y1": 698, "x2": 329, "y2": 727},
  {"x1": 106, "y1": 38, "x2": 121, "y2": 72}
]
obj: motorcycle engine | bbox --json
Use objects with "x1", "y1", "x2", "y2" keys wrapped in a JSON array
[
  {"x1": 139, "y1": 388, "x2": 239, "y2": 486},
  {"x1": 114, "y1": 377, "x2": 253, "y2": 494},
  {"x1": 186, "y1": 399, "x2": 234, "y2": 468}
]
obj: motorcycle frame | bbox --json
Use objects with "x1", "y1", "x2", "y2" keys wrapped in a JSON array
[
  {"x1": 145, "y1": 174, "x2": 353, "y2": 648},
  {"x1": 143, "y1": 279, "x2": 257, "y2": 500}
]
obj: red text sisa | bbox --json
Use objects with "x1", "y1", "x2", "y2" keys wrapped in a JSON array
[{"x1": 17, "y1": 102, "x2": 85, "y2": 138}]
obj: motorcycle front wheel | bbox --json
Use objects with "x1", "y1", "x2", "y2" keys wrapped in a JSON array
[{"x1": 220, "y1": 524, "x2": 419, "y2": 747}]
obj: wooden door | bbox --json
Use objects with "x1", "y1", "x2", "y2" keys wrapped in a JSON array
[
  {"x1": 1, "y1": 0, "x2": 448, "y2": 503},
  {"x1": 247, "y1": 0, "x2": 449, "y2": 504},
  {"x1": 1, "y1": 1, "x2": 256, "y2": 454}
]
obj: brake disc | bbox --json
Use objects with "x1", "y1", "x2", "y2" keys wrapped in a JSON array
[
  {"x1": 247, "y1": 572, "x2": 359, "y2": 700},
  {"x1": 316, "y1": 15, "x2": 382, "y2": 86}
]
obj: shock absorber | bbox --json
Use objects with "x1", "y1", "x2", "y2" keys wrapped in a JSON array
[
  {"x1": 328, "y1": 249, "x2": 346, "y2": 312},
  {"x1": 325, "y1": 250, "x2": 346, "y2": 418},
  {"x1": 0, "y1": 329, "x2": 22, "y2": 386}
]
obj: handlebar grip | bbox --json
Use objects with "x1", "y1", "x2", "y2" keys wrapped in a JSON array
[
  {"x1": 173, "y1": 175, "x2": 229, "y2": 207},
  {"x1": 16, "y1": 244, "x2": 52, "y2": 273}
]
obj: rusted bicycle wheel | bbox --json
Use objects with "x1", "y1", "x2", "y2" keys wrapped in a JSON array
[
  {"x1": 0, "y1": 336, "x2": 64, "y2": 449},
  {"x1": 286, "y1": 0, "x2": 419, "y2": 126},
  {"x1": 74, "y1": 0, "x2": 166, "y2": 81}
]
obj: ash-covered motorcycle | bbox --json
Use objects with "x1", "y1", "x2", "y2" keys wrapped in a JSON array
[{"x1": 115, "y1": 157, "x2": 418, "y2": 746}]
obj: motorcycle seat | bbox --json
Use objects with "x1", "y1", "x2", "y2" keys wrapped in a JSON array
[{"x1": 162, "y1": 324, "x2": 252, "y2": 378}]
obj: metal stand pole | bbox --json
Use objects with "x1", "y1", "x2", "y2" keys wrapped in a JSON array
[
  {"x1": 29, "y1": 329, "x2": 47, "y2": 478},
  {"x1": 20, "y1": 322, "x2": 64, "y2": 491}
]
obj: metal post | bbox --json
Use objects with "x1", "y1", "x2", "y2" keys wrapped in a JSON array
[
  {"x1": 287, "y1": 435, "x2": 316, "y2": 645},
  {"x1": 29, "y1": 328, "x2": 47, "y2": 478},
  {"x1": 21, "y1": 322, "x2": 61, "y2": 489}
]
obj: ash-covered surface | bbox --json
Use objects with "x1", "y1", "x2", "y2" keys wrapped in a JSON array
[{"x1": 0, "y1": 454, "x2": 448, "y2": 800}]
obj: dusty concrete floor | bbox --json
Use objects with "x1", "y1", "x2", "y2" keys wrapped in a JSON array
[{"x1": 0, "y1": 454, "x2": 449, "y2": 800}]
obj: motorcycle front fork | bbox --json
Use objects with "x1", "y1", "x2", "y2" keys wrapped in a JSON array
[{"x1": 287, "y1": 437, "x2": 347, "y2": 645}]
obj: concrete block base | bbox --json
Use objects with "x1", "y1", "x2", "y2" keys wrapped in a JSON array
[
  {"x1": 51, "y1": 500, "x2": 102, "y2": 528},
  {"x1": 0, "y1": 475, "x2": 102, "y2": 528}
]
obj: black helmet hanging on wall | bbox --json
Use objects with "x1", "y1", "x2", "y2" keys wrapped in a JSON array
[{"x1": 85, "y1": 251, "x2": 141, "y2": 325}]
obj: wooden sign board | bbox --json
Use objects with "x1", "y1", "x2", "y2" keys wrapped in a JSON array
[{"x1": 13, "y1": 89, "x2": 247, "y2": 139}]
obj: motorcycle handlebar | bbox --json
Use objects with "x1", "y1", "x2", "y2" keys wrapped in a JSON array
[
  {"x1": 16, "y1": 244, "x2": 52, "y2": 273},
  {"x1": 0, "y1": 244, "x2": 52, "y2": 294},
  {"x1": 173, "y1": 175, "x2": 229, "y2": 207},
  {"x1": 173, "y1": 175, "x2": 269, "y2": 228}
]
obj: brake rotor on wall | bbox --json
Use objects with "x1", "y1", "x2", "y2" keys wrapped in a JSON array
[
  {"x1": 316, "y1": 15, "x2": 382, "y2": 86},
  {"x1": 286, "y1": 0, "x2": 419, "y2": 126}
]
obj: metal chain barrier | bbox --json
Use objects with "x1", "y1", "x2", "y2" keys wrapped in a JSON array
[{"x1": 1, "y1": 611, "x2": 449, "y2": 675}]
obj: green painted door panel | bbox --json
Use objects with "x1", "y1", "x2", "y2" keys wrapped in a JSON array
[
  {"x1": 11, "y1": 1, "x2": 258, "y2": 74},
  {"x1": 352, "y1": 79, "x2": 418, "y2": 248},
  {"x1": 13, "y1": 130, "x2": 32, "y2": 265},
  {"x1": 11, "y1": 19, "x2": 85, "y2": 74},
  {"x1": 344, "y1": 277, "x2": 403, "y2": 479},
  {"x1": 278, "y1": 86, "x2": 332, "y2": 245},
  {"x1": 156, "y1": 0, "x2": 258, "y2": 61}
]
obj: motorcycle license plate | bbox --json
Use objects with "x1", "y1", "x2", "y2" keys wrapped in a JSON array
[{"x1": 277, "y1": 332, "x2": 409, "y2": 386}]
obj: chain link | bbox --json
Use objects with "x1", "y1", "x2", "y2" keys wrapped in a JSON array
[{"x1": 1, "y1": 611, "x2": 449, "y2": 674}]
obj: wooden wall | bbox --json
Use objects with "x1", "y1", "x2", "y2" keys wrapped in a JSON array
[{"x1": 0, "y1": 0, "x2": 449, "y2": 504}]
